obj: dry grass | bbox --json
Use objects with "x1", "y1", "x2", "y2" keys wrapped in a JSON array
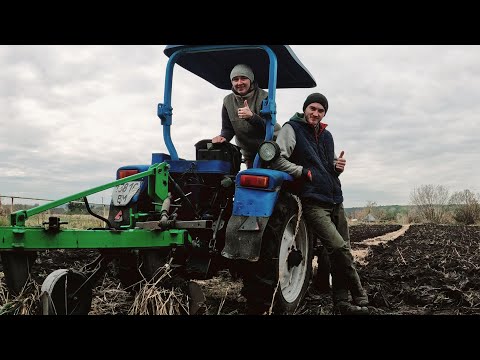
[
  {"x1": 0, "y1": 270, "x2": 193, "y2": 315},
  {"x1": 196, "y1": 271, "x2": 244, "y2": 315},
  {"x1": 129, "y1": 282, "x2": 190, "y2": 315},
  {"x1": 89, "y1": 274, "x2": 133, "y2": 315},
  {"x1": 26, "y1": 214, "x2": 105, "y2": 229},
  {"x1": 129, "y1": 262, "x2": 191, "y2": 315},
  {"x1": 0, "y1": 274, "x2": 41, "y2": 315},
  {"x1": 1, "y1": 213, "x2": 105, "y2": 229}
]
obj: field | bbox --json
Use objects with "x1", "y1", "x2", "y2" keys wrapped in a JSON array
[
  {"x1": 1, "y1": 222, "x2": 480, "y2": 315},
  {"x1": 199, "y1": 223, "x2": 480, "y2": 315}
]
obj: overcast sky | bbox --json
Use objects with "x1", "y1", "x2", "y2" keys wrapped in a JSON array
[{"x1": 1, "y1": 45, "x2": 479, "y2": 208}]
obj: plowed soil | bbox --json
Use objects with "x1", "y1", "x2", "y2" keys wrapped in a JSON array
[
  {"x1": 2, "y1": 223, "x2": 480, "y2": 315},
  {"x1": 202, "y1": 223, "x2": 480, "y2": 315},
  {"x1": 357, "y1": 224, "x2": 480, "y2": 315}
]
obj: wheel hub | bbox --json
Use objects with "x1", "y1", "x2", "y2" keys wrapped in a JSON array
[{"x1": 287, "y1": 248, "x2": 303, "y2": 269}]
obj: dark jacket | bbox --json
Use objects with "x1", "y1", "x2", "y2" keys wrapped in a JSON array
[{"x1": 280, "y1": 113, "x2": 343, "y2": 204}]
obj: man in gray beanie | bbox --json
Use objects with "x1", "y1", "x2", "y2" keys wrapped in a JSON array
[
  {"x1": 271, "y1": 92, "x2": 371, "y2": 315},
  {"x1": 212, "y1": 63, "x2": 280, "y2": 168}
]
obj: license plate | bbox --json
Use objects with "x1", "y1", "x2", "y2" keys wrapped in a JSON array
[{"x1": 112, "y1": 181, "x2": 142, "y2": 206}]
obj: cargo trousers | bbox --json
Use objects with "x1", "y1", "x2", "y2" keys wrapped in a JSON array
[{"x1": 302, "y1": 199, "x2": 366, "y2": 305}]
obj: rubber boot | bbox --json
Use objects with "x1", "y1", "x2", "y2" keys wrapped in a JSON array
[
  {"x1": 334, "y1": 301, "x2": 369, "y2": 315},
  {"x1": 352, "y1": 289, "x2": 369, "y2": 307}
]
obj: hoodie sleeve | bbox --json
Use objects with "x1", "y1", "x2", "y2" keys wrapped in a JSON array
[
  {"x1": 220, "y1": 105, "x2": 235, "y2": 141},
  {"x1": 246, "y1": 112, "x2": 266, "y2": 129},
  {"x1": 271, "y1": 123, "x2": 304, "y2": 178}
]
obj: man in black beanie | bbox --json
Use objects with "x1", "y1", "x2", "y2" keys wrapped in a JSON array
[
  {"x1": 271, "y1": 92, "x2": 370, "y2": 315},
  {"x1": 303, "y1": 92, "x2": 328, "y2": 114}
]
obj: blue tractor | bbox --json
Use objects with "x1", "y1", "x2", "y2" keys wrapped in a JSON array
[{"x1": 0, "y1": 45, "x2": 319, "y2": 314}]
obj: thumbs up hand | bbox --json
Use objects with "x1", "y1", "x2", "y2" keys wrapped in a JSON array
[
  {"x1": 335, "y1": 150, "x2": 346, "y2": 172},
  {"x1": 238, "y1": 99, "x2": 253, "y2": 119}
]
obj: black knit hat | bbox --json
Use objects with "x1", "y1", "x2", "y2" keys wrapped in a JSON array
[{"x1": 303, "y1": 92, "x2": 328, "y2": 114}]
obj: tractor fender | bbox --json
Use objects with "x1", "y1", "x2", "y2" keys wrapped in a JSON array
[
  {"x1": 222, "y1": 215, "x2": 270, "y2": 261},
  {"x1": 221, "y1": 168, "x2": 293, "y2": 261}
]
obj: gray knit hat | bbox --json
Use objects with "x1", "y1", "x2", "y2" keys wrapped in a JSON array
[
  {"x1": 303, "y1": 92, "x2": 328, "y2": 114},
  {"x1": 230, "y1": 64, "x2": 254, "y2": 82}
]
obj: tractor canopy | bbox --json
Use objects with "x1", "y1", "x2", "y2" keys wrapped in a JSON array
[
  {"x1": 160, "y1": 45, "x2": 317, "y2": 163},
  {"x1": 163, "y1": 45, "x2": 316, "y2": 89}
]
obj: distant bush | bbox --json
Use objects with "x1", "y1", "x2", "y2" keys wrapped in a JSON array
[
  {"x1": 410, "y1": 184, "x2": 450, "y2": 224},
  {"x1": 405, "y1": 207, "x2": 422, "y2": 224},
  {"x1": 449, "y1": 190, "x2": 480, "y2": 225}
]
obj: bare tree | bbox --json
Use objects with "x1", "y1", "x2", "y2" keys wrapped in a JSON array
[
  {"x1": 410, "y1": 184, "x2": 450, "y2": 223},
  {"x1": 449, "y1": 189, "x2": 480, "y2": 225},
  {"x1": 0, "y1": 195, "x2": 4, "y2": 216}
]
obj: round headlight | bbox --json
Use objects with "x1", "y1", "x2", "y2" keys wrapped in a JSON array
[{"x1": 258, "y1": 141, "x2": 280, "y2": 162}]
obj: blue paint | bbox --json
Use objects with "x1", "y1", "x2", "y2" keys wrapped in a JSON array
[{"x1": 232, "y1": 168, "x2": 294, "y2": 216}]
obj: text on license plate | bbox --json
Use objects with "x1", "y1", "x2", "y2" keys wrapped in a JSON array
[{"x1": 112, "y1": 181, "x2": 142, "y2": 206}]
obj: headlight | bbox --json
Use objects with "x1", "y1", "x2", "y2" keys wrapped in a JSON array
[{"x1": 258, "y1": 141, "x2": 280, "y2": 162}]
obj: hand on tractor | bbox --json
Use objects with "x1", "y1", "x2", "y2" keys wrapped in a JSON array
[
  {"x1": 212, "y1": 135, "x2": 226, "y2": 143},
  {"x1": 238, "y1": 100, "x2": 253, "y2": 120},
  {"x1": 335, "y1": 150, "x2": 346, "y2": 172}
]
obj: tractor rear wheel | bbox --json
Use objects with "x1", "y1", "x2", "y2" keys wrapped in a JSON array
[{"x1": 241, "y1": 192, "x2": 313, "y2": 314}]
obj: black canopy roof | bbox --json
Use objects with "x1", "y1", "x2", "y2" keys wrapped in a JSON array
[{"x1": 163, "y1": 45, "x2": 316, "y2": 90}]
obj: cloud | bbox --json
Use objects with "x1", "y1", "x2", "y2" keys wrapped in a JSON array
[{"x1": 1, "y1": 45, "x2": 479, "y2": 208}]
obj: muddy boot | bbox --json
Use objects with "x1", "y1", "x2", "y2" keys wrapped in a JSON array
[
  {"x1": 332, "y1": 288, "x2": 349, "y2": 305},
  {"x1": 334, "y1": 301, "x2": 369, "y2": 315},
  {"x1": 352, "y1": 289, "x2": 369, "y2": 307}
]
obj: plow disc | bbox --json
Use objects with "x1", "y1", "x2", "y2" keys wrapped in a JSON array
[
  {"x1": 40, "y1": 269, "x2": 92, "y2": 315},
  {"x1": 1, "y1": 251, "x2": 37, "y2": 295}
]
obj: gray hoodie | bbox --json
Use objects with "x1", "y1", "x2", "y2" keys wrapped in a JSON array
[{"x1": 222, "y1": 84, "x2": 280, "y2": 161}]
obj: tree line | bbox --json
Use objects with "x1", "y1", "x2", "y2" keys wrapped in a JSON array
[
  {"x1": 349, "y1": 185, "x2": 480, "y2": 225},
  {"x1": 409, "y1": 185, "x2": 480, "y2": 225},
  {"x1": 3, "y1": 186, "x2": 479, "y2": 226}
]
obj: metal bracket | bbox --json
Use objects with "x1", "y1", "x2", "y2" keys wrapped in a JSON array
[
  {"x1": 158, "y1": 103, "x2": 173, "y2": 125},
  {"x1": 43, "y1": 216, "x2": 68, "y2": 232},
  {"x1": 239, "y1": 216, "x2": 260, "y2": 231}
]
